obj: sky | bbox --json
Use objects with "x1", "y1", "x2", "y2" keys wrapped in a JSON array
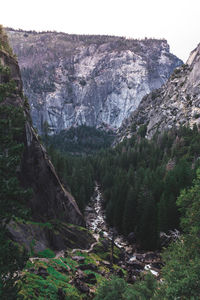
[{"x1": 1, "y1": 0, "x2": 200, "y2": 62}]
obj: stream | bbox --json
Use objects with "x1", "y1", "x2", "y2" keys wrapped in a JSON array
[{"x1": 84, "y1": 182, "x2": 161, "y2": 278}]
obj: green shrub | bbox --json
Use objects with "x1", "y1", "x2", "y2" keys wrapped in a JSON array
[
  {"x1": 37, "y1": 249, "x2": 55, "y2": 258},
  {"x1": 94, "y1": 274, "x2": 157, "y2": 300}
]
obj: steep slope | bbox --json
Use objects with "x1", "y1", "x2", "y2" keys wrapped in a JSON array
[
  {"x1": 0, "y1": 32, "x2": 84, "y2": 226},
  {"x1": 7, "y1": 28, "x2": 182, "y2": 133},
  {"x1": 119, "y1": 43, "x2": 200, "y2": 140}
]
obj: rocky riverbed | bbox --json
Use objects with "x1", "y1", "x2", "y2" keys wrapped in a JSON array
[{"x1": 84, "y1": 183, "x2": 163, "y2": 279}]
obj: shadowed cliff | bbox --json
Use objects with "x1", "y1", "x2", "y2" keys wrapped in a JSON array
[{"x1": 0, "y1": 28, "x2": 85, "y2": 226}]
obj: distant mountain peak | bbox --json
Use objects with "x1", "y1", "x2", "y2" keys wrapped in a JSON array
[{"x1": 7, "y1": 29, "x2": 182, "y2": 134}]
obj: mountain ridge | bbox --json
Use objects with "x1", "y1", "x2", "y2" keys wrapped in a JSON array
[
  {"x1": 7, "y1": 28, "x2": 182, "y2": 134},
  {"x1": 118, "y1": 42, "x2": 200, "y2": 141}
]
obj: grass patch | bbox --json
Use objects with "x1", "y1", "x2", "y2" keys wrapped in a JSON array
[
  {"x1": 18, "y1": 245, "x2": 127, "y2": 299},
  {"x1": 19, "y1": 258, "x2": 81, "y2": 299},
  {"x1": 37, "y1": 248, "x2": 55, "y2": 258}
]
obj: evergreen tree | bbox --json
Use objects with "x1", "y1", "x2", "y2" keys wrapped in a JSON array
[
  {"x1": 136, "y1": 186, "x2": 158, "y2": 249},
  {"x1": 123, "y1": 187, "x2": 137, "y2": 234},
  {"x1": 157, "y1": 169, "x2": 200, "y2": 299},
  {"x1": 0, "y1": 105, "x2": 30, "y2": 298}
]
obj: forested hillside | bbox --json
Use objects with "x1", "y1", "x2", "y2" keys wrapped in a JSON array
[
  {"x1": 46, "y1": 124, "x2": 200, "y2": 298},
  {"x1": 46, "y1": 125, "x2": 115, "y2": 154},
  {"x1": 95, "y1": 126, "x2": 200, "y2": 249},
  {"x1": 48, "y1": 125, "x2": 200, "y2": 250},
  {"x1": 94, "y1": 170, "x2": 200, "y2": 298}
]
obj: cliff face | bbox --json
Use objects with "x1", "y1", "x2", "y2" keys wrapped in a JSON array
[
  {"x1": 7, "y1": 29, "x2": 182, "y2": 133},
  {"x1": 118, "y1": 43, "x2": 200, "y2": 140},
  {"x1": 0, "y1": 44, "x2": 84, "y2": 226}
]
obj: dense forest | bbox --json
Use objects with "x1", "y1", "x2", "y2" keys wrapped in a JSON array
[
  {"x1": 48, "y1": 124, "x2": 200, "y2": 250},
  {"x1": 45, "y1": 124, "x2": 200, "y2": 298},
  {"x1": 94, "y1": 168, "x2": 200, "y2": 299},
  {"x1": 46, "y1": 125, "x2": 115, "y2": 154},
  {"x1": 94, "y1": 125, "x2": 200, "y2": 249}
]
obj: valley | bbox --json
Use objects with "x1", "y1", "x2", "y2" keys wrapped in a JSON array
[
  {"x1": 1, "y1": 24, "x2": 200, "y2": 299},
  {"x1": 84, "y1": 183, "x2": 161, "y2": 278}
]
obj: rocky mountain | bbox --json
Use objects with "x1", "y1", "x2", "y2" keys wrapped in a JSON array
[
  {"x1": 7, "y1": 28, "x2": 182, "y2": 134},
  {"x1": 0, "y1": 32, "x2": 84, "y2": 226},
  {"x1": 118, "y1": 43, "x2": 200, "y2": 141}
]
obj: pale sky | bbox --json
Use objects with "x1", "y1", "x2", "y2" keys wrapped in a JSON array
[{"x1": 1, "y1": 0, "x2": 200, "y2": 62}]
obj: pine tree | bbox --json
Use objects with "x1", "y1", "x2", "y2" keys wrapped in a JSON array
[
  {"x1": 136, "y1": 186, "x2": 158, "y2": 249},
  {"x1": 0, "y1": 105, "x2": 30, "y2": 298},
  {"x1": 122, "y1": 187, "x2": 137, "y2": 234},
  {"x1": 157, "y1": 169, "x2": 200, "y2": 298}
]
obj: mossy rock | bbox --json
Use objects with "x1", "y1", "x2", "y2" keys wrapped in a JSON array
[{"x1": 7, "y1": 219, "x2": 95, "y2": 255}]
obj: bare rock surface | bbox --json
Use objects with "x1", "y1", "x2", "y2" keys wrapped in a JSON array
[
  {"x1": 118, "y1": 43, "x2": 200, "y2": 141},
  {"x1": 7, "y1": 29, "x2": 182, "y2": 133}
]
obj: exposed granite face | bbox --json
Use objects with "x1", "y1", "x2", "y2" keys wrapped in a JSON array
[
  {"x1": 7, "y1": 29, "x2": 182, "y2": 134},
  {"x1": 118, "y1": 43, "x2": 200, "y2": 141},
  {"x1": 7, "y1": 220, "x2": 95, "y2": 252},
  {"x1": 0, "y1": 48, "x2": 84, "y2": 226}
]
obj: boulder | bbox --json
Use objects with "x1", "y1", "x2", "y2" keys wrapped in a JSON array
[
  {"x1": 127, "y1": 261, "x2": 144, "y2": 270},
  {"x1": 79, "y1": 263, "x2": 98, "y2": 272},
  {"x1": 72, "y1": 256, "x2": 85, "y2": 263},
  {"x1": 73, "y1": 279, "x2": 89, "y2": 294},
  {"x1": 75, "y1": 269, "x2": 85, "y2": 280},
  {"x1": 145, "y1": 252, "x2": 160, "y2": 261},
  {"x1": 37, "y1": 267, "x2": 49, "y2": 278},
  {"x1": 7, "y1": 220, "x2": 95, "y2": 253},
  {"x1": 84, "y1": 273, "x2": 97, "y2": 284}
]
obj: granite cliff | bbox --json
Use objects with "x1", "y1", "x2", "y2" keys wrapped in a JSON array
[
  {"x1": 0, "y1": 31, "x2": 84, "y2": 226},
  {"x1": 118, "y1": 43, "x2": 200, "y2": 140},
  {"x1": 7, "y1": 29, "x2": 182, "y2": 134}
]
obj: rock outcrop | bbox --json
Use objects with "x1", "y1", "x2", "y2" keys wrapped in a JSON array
[
  {"x1": 0, "y1": 37, "x2": 84, "y2": 226},
  {"x1": 118, "y1": 43, "x2": 200, "y2": 140},
  {"x1": 7, "y1": 220, "x2": 94, "y2": 253},
  {"x1": 7, "y1": 29, "x2": 182, "y2": 133}
]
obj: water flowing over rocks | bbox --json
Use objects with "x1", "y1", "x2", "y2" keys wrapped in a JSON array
[
  {"x1": 84, "y1": 183, "x2": 162, "y2": 278},
  {"x1": 7, "y1": 29, "x2": 182, "y2": 134}
]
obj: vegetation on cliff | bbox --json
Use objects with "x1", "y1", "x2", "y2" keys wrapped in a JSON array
[
  {"x1": 0, "y1": 67, "x2": 30, "y2": 298},
  {"x1": 0, "y1": 25, "x2": 14, "y2": 56}
]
